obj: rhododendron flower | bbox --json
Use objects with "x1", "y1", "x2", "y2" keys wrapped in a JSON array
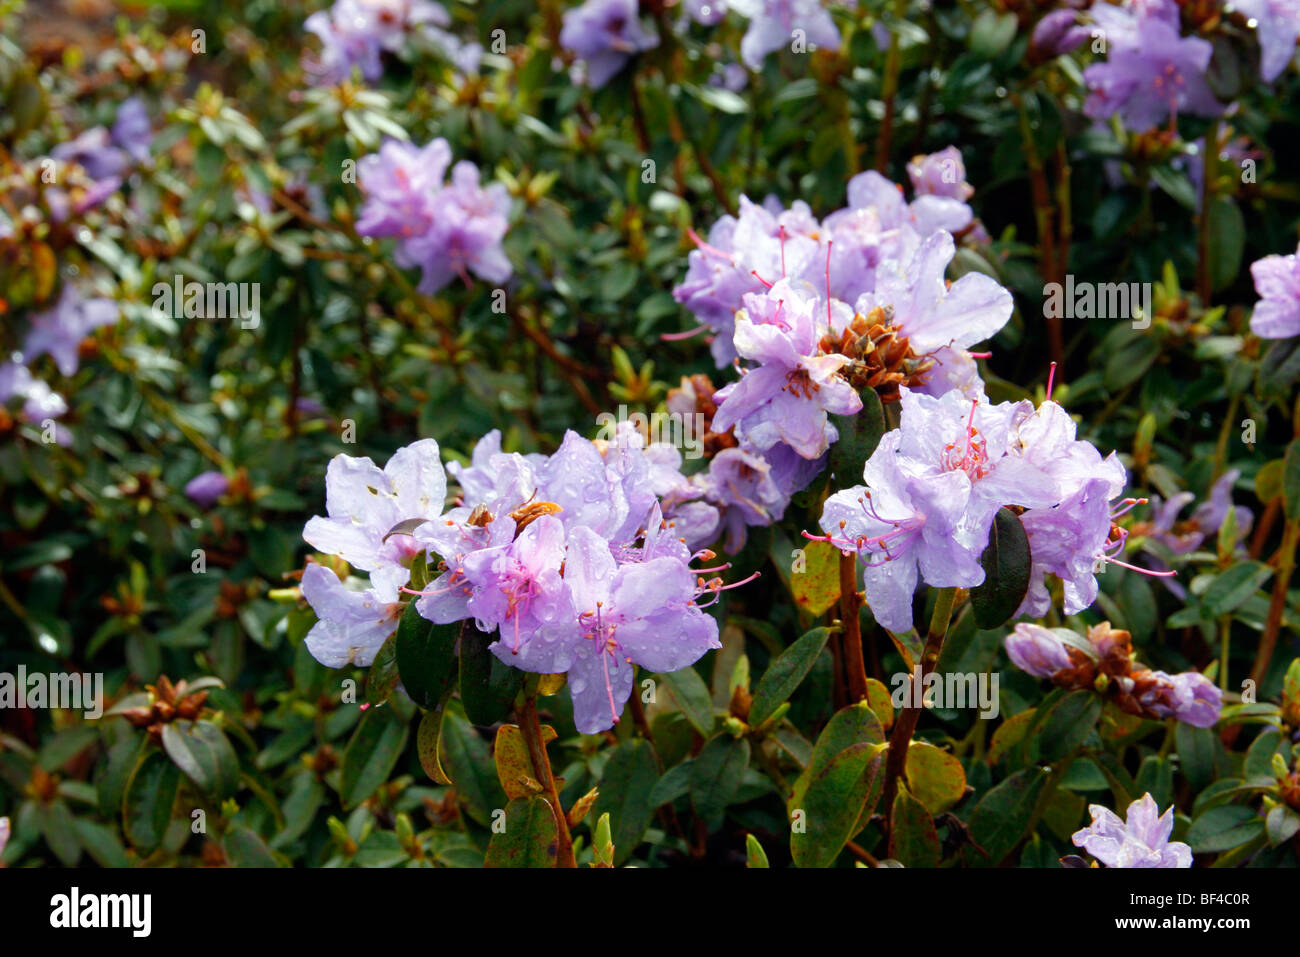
[
  {"x1": 1030, "y1": 8, "x2": 1089, "y2": 58},
  {"x1": 111, "y1": 97, "x2": 153, "y2": 164},
  {"x1": 1248, "y1": 242, "x2": 1300, "y2": 338},
  {"x1": 303, "y1": 0, "x2": 454, "y2": 83},
  {"x1": 1073, "y1": 793, "x2": 1193, "y2": 868},
  {"x1": 355, "y1": 138, "x2": 511, "y2": 292},
  {"x1": 22, "y1": 286, "x2": 120, "y2": 377},
  {"x1": 301, "y1": 563, "x2": 404, "y2": 667},
  {"x1": 560, "y1": 0, "x2": 659, "y2": 89},
  {"x1": 731, "y1": 0, "x2": 840, "y2": 71},
  {"x1": 906, "y1": 146, "x2": 973, "y2": 202},
  {"x1": 1005, "y1": 623, "x2": 1073, "y2": 679},
  {"x1": 302, "y1": 439, "x2": 447, "y2": 602},
  {"x1": 184, "y1": 471, "x2": 229, "y2": 508},
  {"x1": 1233, "y1": 0, "x2": 1300, "y2": 82},
  {"x1": 711, "y1": 280, "x2": 861, "y2": 458},
  {"x1": 1139, "y1": 670, "x2": 1223, "y2": 728},
  {"x1": 1083, "y1": 0, "x2": 1221, "y2": 131}
]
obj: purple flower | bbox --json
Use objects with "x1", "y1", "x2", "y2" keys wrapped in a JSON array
[
  {"x1": 302, "y1": 439, "x2": 447, "y2": 602},
  {"x1": 1073, "y1": 793, "x2": 1193, "y2": 868},
  {"x1": 906, "y1": 146, "x2": 973, "y2": 202},
  {"x1": 1248, "y1": 243, "x2": 1300, "y2": 338},
  {"x1": 406, "y1": 161, "x2": 511, "y2": 293},
  {"x1": 1005, "y1": 623, "x2": 1073, "y2": 678},
  {"x1": 0, "y1": 816, "x2": 9, "y2": 858},
  {"x1": 304, "y1": 0, "x2": 452, "y2": 84},
  {"x1": 355, "y1": 138, "x2": 512, "y2": 293},
  {"x1": 700, "y1": 445, "x2": 791, "y2": 553},
  {"x1": 711, "y1": 280, "x2": 862, "y2": 459},
  {"x1": 301, "y1": 563, "x2": 404, "y2": 667},
  {"x1": 184, "y1": 471, "x2": 229, "y2": 508},
  {"x1": 560, "y1": 0, "x2": 659, "y2": 89},
  {"x1": 1031, "y1": 8, "x2": 1089, "y2": 58},
  {"x1": 732, "y1": 0, "x2": 840, "y2": 71},
  {"x1": 52, "y1": 127, "x2": 129, "y2": 182},
  {"x1": 850, "y1": 230, "x2": 1012, "y2": 371},
  {"x1": 1234, "y1": 0, "x2": 1300, "y2": 82},
  {"x1": 111, "y1": 97, "x2": 153, "y2": 164},
  {"x1": 1141, "y1": 670, "x2": 1223, "y2": 728},
  {"x1": 1193, "y1": 469, "x2": 1253, "y2": 542},
  {"x1": 1083, "y1": 3, "x2": 1221, "y2": 131},
  {"x1": 22, "y1": 286, "x2": 119, "y2": 377},
  {"x1": 559, "y1": 526, "x2": 720, "y2": 732}
]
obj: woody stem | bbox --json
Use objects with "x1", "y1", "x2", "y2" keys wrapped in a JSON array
[
  {"x1": 517, "y1": 692, "x2": 577, "y2": 867},
  {"x1": 881, "y1": 586, "x2": 957, "y2": 843},
  {"x1": 839, "y1": 552, "x2": 869, "y2": 701}
]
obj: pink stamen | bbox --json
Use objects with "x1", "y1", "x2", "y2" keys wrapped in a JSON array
[
  {"x1": 751, "y1": 269, "x2": 773, "y2": 289},
  {"x1": 661, "y1": 325, "x2": 710, "y2": 341},
  {"x1": 1046, "y1": 362, "x2": 1057, "y2": 403},
  {"x1": 687, "y1": 227, "x2": 735, "y2": 262}
]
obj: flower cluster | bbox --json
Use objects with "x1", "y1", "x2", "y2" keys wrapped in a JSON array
[
  {"x1": 0, "y1": 285, "x2": 120, "y2": 445},
  {"x1": 1072, "y1": 793, "x2": 1193, "y2": 868},
  {"x1": 40, "y1": 98, "x2": 152, "y2": 223},
  {"x1": 301, "y1": 429, "x2": 737, "y2": 733},
  {"x1": 304, "y1": 0, "x2": 480, "y2": 84},
  {"x1": 560, "y1": 0, "x2": 659, "y2": 89},
  {"x1": 673, "y1": 151, "x2": 985, "y2": 370},
  {"x1": 813, "y1": 387, "x2": 1139, "y2": 632},
  {"x1": 1006, "y1": 621, "x2": 1222, "y2": 728},
  {"x1": 354, "y1": 137, "x2": 511, "y2": 293},
  {"x1": 1082, "y1": 0, "x2": 1222, "y2": 131}
]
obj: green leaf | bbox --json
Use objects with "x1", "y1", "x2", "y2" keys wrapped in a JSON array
[
  {"x1": 904, "y1": 741, "x2": 967, "y2": 815},
  {"x1": 828, "y1": 387, "x2": 886, "y2": 487},
  {"x1": 789, "y1": 741, "x2": 887, "y2": 868},
  {"x1": 746, "y1": 833, "x2": 770, "y2": 868},
  {"x1": 970, "y1": 508, "x2": 1032, "y2": 629},
  {"x1": 1187, "y1": 805, "x2": 1263, "y2": 853},
  {"x1": 40, "y1": 800, "x2": 81, "y2": 866},
  {"x1": 416, "y1": 706, "x2": 452, "y2": 785},
  {"x1": 1284, "y1": 439, "x2": 1300, "y2": 521},
  {"x1": 484, "y1": 796, "x2": 559, "y2": 868},
  {"x1": 1036, "y1": 691, "x2": 1103, "y2": 762},
  {"x1": 122, "y1": 748, "x2": 181, "y2": 854},
  {"x1": 395, "y1": 601, "x2": 458, "y2": 708},
  {"x1": 592, "y1": 738, "x2": 660, "y2": 866},
  {"x1": 789, "y1": 541, "x2": 842, "y2": 617},
  {"x1": 1265, "y1": 805, "x2": 1300, "y2": 847},
  {"x1": 658, "y1": 666, "x2": 715, "y2": 737},
  {"x1": 1175, "y1": 723, "x2": 1220, "y2": 791},
  {"x1": 72, "y1": 819, "x2": 130, "y2": 868},
  {"x1": 749, "y1": 627, "x2": 832, "y2": 727},
  {"x1": 366, "y1": 633, "x2": 400, "y2": 707},
  {"x1": 224, "y1": 825, "x2": 280, "y2": 867},
  {"x1": 160, "y1": 720, "x2": 241, "y2": 799},
  {"x1": 1206, "y1": 195, "x2": 1245, "y2": 293},
  {"x1": 1202, "y1": 561, "x2": 1273, "y2": 617},
  {"x1": 340, "y1": 711, "x2": 410, "y2": 810},
  {"x1": 439, "y1": 708, "x2": 507, "y2": 827},
  {"x1": 459, "y1": 621, "x2": 524, "y2": 725},
  {"x1": 689, "y1": 735, "x2": 751, "y2": 829},
  {"x1": 889, "y1": 791, "x2": 941, "y2": 868},
  {"x1": 965, "y1": 768, "x2": 1050, "y2": 866}
]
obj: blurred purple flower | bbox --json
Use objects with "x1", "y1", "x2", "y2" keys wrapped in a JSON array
[
  {"x1": 1083, "y1": 2, "x2": 1221, "y2": 131},
  {"x1": 732, "y1": 0, "x2": 840, "y2": 71},
  {"x1": 560, "y1": 0, "x2": 659, "y2": 89},
  {"x1": 1233, "y1": 0, "x2": 1300, "y2": 81},
  {"x1": 1031, "y1": 8, "x2": 1089, "y2": 58},
  {"x1": 906, "y1": 146, "x2": 973, "y2": 202},
  {"x1": 184, "y1": 471, "x2": 230, "y2": 508},
  {"x1": 22, "y1": 285, "x2": 119, "y2": 377},
  {"x1": 111, "y1": 97, "x2": 153, "y2": 164}
]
